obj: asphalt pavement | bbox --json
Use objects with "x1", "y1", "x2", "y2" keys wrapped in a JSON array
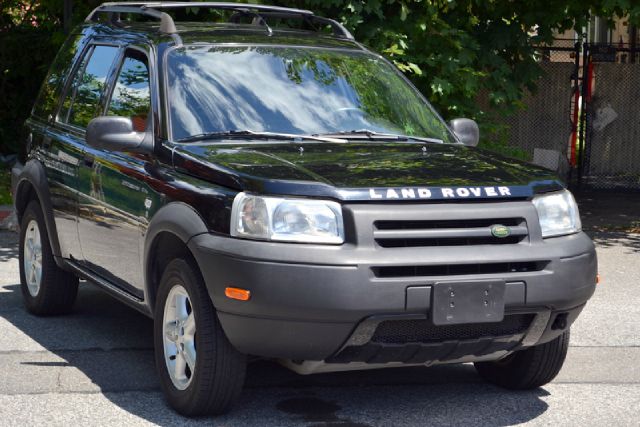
[{"x1": 0, "y1": 230, "x2": 638, "y2": 426}]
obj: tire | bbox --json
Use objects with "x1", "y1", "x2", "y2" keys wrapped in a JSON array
[
  {"x1": 19, "y1": 200, "x2": 78, "y2": 315},
  {"x1": 474, "y1": 330, "x2": 570, "y2": 390},
  {"x1": 154, "y1": 257, "x2": 246, "y2": 416}
]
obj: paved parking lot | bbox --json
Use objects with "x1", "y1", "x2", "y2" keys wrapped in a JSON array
[{"x1": 0, "y1": 230, "x2": 638, "y2": 426}]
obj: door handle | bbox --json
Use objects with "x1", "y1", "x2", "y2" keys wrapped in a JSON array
[{"x1": 83, "y1": 155, "x2": 94, "y2": 168}]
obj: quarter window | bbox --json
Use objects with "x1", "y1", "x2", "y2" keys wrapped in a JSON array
[
  {"x1": 107, "y1": 51, "x2": 151, "y2": 132},
  {"x1": 59, "y1": 45, "x2": 119, "y2": 128}
]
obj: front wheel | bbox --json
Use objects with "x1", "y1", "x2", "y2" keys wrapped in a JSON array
[
  {"x1": 474, "y1": 330, "x2": 570, "y2": 390},
  {"x1": 154, "y1": 258, "x2": 246, "y2": 416}
]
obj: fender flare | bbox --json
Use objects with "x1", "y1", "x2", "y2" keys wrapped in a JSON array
[
  {"x1": 143, "y1": 202, "x2": 209, "y2": 306},
  {"x1": 14, "y1": 160, "x2": 63, "y2": 260}
]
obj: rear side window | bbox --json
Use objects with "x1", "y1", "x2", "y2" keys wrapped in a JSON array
[
  {"x1": 59, "y1": 45, "x2": 119, "y2": 129},
  {"x1": 107, "y1": 50, "x2": 151, "y2": 132},
  {"x1": 32, "y1": 35, "x2": 84, "y2": 120}
]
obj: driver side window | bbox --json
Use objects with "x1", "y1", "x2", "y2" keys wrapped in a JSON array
[
  {"x1": 59, "y1": 45, "x2": 119, "y2": 128},
  {"x1": 107, "y1": 49, "x2": 151, "y2": 132}
]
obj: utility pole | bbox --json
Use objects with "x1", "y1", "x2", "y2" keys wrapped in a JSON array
[{"x1": 63, "y1": 0, "x2": 73, "y2": 34}]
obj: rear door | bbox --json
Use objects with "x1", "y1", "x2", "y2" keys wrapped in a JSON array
[{"x1": 76, "y1": 47, "x2": 154, "y2": 297}]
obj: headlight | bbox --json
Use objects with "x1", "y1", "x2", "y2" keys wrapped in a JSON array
[
  {"x1": 230, "y1": 193, "x2": 344, "y2": 244},
  {"x1": 532, "y1": 190, "x2": 581, "y2": 238}
]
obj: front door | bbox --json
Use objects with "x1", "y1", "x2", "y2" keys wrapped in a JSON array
[{"x1": 77, "y1": 48, "x2": 153, "y2": 297}]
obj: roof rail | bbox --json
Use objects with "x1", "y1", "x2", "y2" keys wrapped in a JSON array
[{"x1": 85, "y1": 2, "x2": 354, "y2": 40}]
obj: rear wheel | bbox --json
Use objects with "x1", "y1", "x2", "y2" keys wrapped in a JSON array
[
  {"x1": 19, "y1": 200, "x2": 78, "y2": 315},
  {"x1": 474, "y1": 330, "x2": 570, "y2": 390},
  {"x1": 154, "y1": 258, "x2": 246, "y2": 416}
]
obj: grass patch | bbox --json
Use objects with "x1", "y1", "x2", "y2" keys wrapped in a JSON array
[{"x1": 0, "y1": 168, "x2": 12, "y2": 205}]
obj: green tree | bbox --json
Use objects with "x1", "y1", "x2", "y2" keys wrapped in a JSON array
[
  {"x1": 278, "y1": 0, "x2": 639, "y2": 119},
  {"x1": 0, "y1": 1, "x2": 99, "y2": 155},
  {"x1": 1, "y1": 0, "x2": 639, "y2": 156}
]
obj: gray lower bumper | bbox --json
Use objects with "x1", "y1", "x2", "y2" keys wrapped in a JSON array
[{"x1": 189, "y1": 231, "x2": 597, "y2": 361}]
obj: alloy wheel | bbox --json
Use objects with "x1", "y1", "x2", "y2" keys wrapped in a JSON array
[
  {"x1": 162, "y1": 284, "x2": 197, "y2": 390},
  {"x1": 23, "y1": 219, "x2": 43, "y2": 297}
]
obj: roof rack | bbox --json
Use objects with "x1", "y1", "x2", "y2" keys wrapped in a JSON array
[{"x1": 85, "y1": 2, "x2": 354, "y2": 40}]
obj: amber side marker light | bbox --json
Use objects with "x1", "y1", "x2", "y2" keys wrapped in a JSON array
[
  {"x1": 596, "y1": 274, "x2": 601, "y2": 285},
  {"x1": 225, "y1": 287, "x2": 251, "y2": 301}
]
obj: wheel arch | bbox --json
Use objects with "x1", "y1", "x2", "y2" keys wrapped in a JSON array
[
  {"x1": 143, "y1": 202, "x2": 209, "y2": 312},
  {"x1": 14, "y1": 160, "x2": 63, "y2": 260}
]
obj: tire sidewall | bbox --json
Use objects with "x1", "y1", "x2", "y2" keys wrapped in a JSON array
[
  {"x1": 153, "y1": 258, "x2": 212, "y2": 413},
  {"x1": 475, "y1": 330, "x2": 570, "y2": 389},
  {"x1": 19, "y1": 202, "x2": 48, "y2": 310}
]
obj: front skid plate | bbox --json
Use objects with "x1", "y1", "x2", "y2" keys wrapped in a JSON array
[
  {"x1": 280, "y1": 345, "x2": 512, "y2": 375},
  {"x1": 326, "y1": 333, "x2": 524, "y2": 365}
]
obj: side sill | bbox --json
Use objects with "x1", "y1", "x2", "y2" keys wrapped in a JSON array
[{"x1": 64, "y1": 260, "x2": 152, "y2": 318}]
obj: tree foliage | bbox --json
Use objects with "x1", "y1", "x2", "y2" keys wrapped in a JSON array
[
  {"x1": 0, "y1": 0, "x2": 99, "y2": 155},
  {"x1": 1, "y1": 0, "x2": 639, "y2": 155},
  {"x1": 279, "y1": 0, "x2": 639, "y2": 118}
]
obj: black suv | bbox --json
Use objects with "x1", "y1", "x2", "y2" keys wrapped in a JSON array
[{"x1": 11, "y1": 2, "x2": 597, "y2": 417}]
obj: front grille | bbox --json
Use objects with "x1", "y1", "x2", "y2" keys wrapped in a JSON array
[
  {"x1": 374, "y1": 218, "x2": 528, "y2": 248},
  {"x1": 371, "y1": 314, "x2": 535, "y2": 344},
  {"x1": 375, "y1": 218, "x2": 523, "y2": 229},
  {"x1": 372, "y1": 261, "x2": 548, "y2": 278},
  {"x1": 377, "y1": 236, "x2": 522, "y2": 247}
]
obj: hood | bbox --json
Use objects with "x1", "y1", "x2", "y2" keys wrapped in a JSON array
[{"x1": 171, "y1": 142, "x2": 563, "y2": 201}]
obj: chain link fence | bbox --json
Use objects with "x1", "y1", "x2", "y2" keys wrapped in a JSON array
[
  {"x1": 482, "y1": 40, "x2": 580, "y2": 182},
  {"x1": 582, "y1": 43, "x2": 640, "y2": 190}
]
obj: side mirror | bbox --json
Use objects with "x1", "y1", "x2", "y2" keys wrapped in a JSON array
[
  {"x1": 86, "y1": 116, "x2": 152, "y2": 153},
  {"x1": 449, "y1": 118, "x2": 480, "y2": 147}
]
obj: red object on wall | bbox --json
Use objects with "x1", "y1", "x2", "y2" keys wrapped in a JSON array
[{"x1": 570, "y1": 88, "x2": 579, "y2": 167}]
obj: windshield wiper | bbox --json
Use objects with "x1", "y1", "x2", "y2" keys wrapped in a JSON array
[
  {"x1": 315, "y1": 130, "x2": 443, "y2": 144},
  {"x1": 176, "y1": 130, "x2": 347, "y2": 144}
]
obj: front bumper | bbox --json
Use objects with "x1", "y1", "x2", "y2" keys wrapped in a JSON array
[
  {"x1": 189, "y1": 224, "x2": 597, "y2": 361},
  {"x1": 189, "y1": 201, "x2": 597, "y2": 363}
]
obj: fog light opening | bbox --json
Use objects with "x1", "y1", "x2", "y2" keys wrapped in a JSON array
[{"x1": 551, "y1": 313, "x2": 568, "y2": 330}]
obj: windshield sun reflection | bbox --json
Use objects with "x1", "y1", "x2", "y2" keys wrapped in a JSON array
[{"x1": 167, "y1": 46, "x2": 455, "y2": 144}]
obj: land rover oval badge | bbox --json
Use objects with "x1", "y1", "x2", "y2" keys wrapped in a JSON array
[{"x1": 491, "y1": 224, "x2": 511, "y2": 238}]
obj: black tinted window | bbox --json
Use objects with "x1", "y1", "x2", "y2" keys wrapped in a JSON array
[
  {"x1": 59, "y1": 45, "x2": 119, "y2": 128},
  {"x1": 107, "y1": 51, "x2": 150, "y2": 132},
  {"x1": 33, "y1": 35, "x2": 84, "y2": 120}
]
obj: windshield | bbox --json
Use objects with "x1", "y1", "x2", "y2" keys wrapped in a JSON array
[{"x1": 167, "y1": 46, "x2": 456, "y2": 143}]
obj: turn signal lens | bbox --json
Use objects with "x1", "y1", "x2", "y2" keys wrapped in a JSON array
[{"x1": 225, "y1": 287, "x2": 251, "y2": 301}]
